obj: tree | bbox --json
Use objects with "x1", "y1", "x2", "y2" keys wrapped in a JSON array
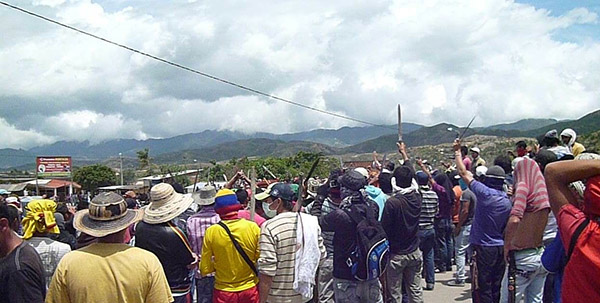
[
  {"x1": 73, "y1": 164, "x2": 116, "y2": 194},
  {"x1": 137, "y1": 148, "x2": 151, "y2": 169}
]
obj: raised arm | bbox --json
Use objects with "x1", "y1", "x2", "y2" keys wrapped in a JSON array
[
  {"x1": 453, "y1": 139, "x2": 474, "y2": 185},
  {"x1": 397, "y1": 142, "x2": 409, "y2": 162},
  {"x1": 416, "y1": 159, "x2": 435, "y2": 185},
  {"x1": 544, "y1": 160, "x2": 600, "y2": 216}
]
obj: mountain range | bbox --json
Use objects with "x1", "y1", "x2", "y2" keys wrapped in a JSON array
[{"x1": 1, "y1": 110, "x2": 598, "y2": 169}]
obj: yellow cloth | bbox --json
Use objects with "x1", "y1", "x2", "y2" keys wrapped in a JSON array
[
  {"x1": 47, "y1": 243, "x2": 173, "y2": 303},
  {"x1": 21, "y1": 199, "x2": 59, "y2": 240},
  {"x1": 200, "y1": 218, "x2": 260, "y2": 292},
  {"x1": 572, "y1": 142, "x2": 586, "y2": 157}
]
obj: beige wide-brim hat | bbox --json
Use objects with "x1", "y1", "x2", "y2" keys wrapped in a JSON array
[
  {"x1": 143, "y1": 183, "x2": 194, "y2": 224},
  {"x1": 73, "y1": 192, "x2": 144, "y2": 238}
]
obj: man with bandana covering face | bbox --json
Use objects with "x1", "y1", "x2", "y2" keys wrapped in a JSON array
[{"x1": 454, "y1": 139, "x2": 512, "y2": 303}]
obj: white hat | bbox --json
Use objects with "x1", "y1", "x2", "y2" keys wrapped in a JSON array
[
  {"x1": 470, "y1": 147, "x2": 481, "y2": 154},
  {"x1": 475, "y1": 166, "x2": 488, "y2": 177},
  {"x1": 354, "y1": 167, "x2": 369, "y2": 179}
]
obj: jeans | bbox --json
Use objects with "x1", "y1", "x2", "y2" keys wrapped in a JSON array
[
  {"x1": 333, "y1": 277, "x2": 383, "y2": 303},
  {"x1": 385, "y1": 249, "x2": 424, "y2": 303},
  {"x1": 472, "y1": 245, "x2": 505, "y2": 303},
  {"x1": 434, "y1": 218, "x2": 454, "y2": 271},
  {"x1": 500, "y1": 248, "x2": 548, "y2": 303},
  {"x1": 454, "y1": 224, "x2": 472, "y2": 281},
  {"x1": 418, "y1": 228, "x2": 435, "y2": 284},
  {"x1": 195, "y1": 276, "x2": 214, "y2": 303},
  {"x1": 317, "y1": 257, "x2": 335, "y2": 303}
]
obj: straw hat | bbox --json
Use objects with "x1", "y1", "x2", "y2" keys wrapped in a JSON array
[
  {"x1": 144, "y1": 183, "x2": 194, "y2": 224},
  {"x1": 73, "y1": 192, "x2": 143, "y2": 238},
  {"x1": 192, "y1": 185, "x2": 217, "y2": 206}
]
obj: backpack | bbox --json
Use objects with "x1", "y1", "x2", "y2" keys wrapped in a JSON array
[{"x1": 343, "y1": 199, "x2": 390, "y2": 281}]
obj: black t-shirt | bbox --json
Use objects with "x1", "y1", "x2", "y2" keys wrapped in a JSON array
[
  {"x1": 135, "y1": 221, "x2": 195, "y2": 290},
  {"x1": 0, "y1": 242, "x2": 46, "y2": 303},
  {"x1": 381, "y1": 191, "x2": 422, "y2": 255}
]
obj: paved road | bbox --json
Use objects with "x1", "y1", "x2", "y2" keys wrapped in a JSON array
[{"x1": 423, "y1": 266, "x2": 472, "y2": 302}]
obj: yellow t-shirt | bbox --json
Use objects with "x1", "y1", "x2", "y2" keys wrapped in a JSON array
[
  {"x1": 46, "y1": 243, "x2": 173, "y2": 303},
  {"x1": 200, "y1": 218, "x2": 260, "y2": 292}
]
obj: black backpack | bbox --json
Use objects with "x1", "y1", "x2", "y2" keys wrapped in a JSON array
[{"x1": 343, "y1": 200, "x2": 390, "y2": 281}]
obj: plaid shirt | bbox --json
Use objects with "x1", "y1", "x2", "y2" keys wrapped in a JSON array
[{"x1": 187, "y1": 206, "x2": 220, "y2": 277}]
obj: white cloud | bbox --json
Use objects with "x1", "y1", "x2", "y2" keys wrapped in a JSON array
[
  {"x1": 40, "y1": 110, "x2": 147, "y2": 143},
  {"x1": 0, "y1": 119, "x2": 54, "y2": 149},
  {"x1": 0, "y1": 0, "x2": 599, "y2": 148}
]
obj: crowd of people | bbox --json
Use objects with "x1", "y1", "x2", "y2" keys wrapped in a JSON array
[{"x1": 0, "y1": 126, "x2": 598, "y2": 303}]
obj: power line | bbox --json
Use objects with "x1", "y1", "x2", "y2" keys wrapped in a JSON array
[{"x1": 0, "y1": 1, "x2": 396, "y2": 131}]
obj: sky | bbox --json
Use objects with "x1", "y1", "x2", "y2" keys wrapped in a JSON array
[{"x1": 1, "y1": 0, "x2": 599, "y2": 149}]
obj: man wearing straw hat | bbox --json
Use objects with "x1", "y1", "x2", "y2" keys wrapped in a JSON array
[
  {"x1": 46, "y1": 192, "x2": 173, "y2": 303},
  {"x1": 187, "y1": 185, "x2": 221, "y2": 303},
  {"x1": 135, "y1": 183, "x2": 197, "y2": 303}
]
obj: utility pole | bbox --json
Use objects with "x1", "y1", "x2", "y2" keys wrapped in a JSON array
[{"x1": 119, "y1": 153, "x2": 124, "y2": 186}]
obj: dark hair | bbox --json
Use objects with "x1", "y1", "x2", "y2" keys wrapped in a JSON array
[
  {"x1": 280, "y1": 198, "x2": 294, "y2": 211},
  {"x1": 434, "y1": 173, "x2": 456, "y2": 203},
  {"x1": 172, "y1": 183, "x2": 185, "y2": 194},
  {"x1": 56, "y1": 203, "x2": 69, "y2": 217},
  {"x1": 6, "y1": 206, "x2": 19, "y2": 231},
  {"x1": 393, "y1": 166, "x2": 414, "y2": 188},
  {"x1": 494, "y1": 155, "x2": 512, "y2": 174},
  {"x1": 384, "y1": 162, "x2": 395, "y2": 171},
  {"x1": 515, "y1": 141, "x2": 527, "y2": 149},
  {"x1": 448, "y1": 171, "x2": 460, "y2": 187},
  {"x1": 0, "y1": 204, "x2": 19, "y2": 231},
  {"x1": 0, "y1": 204, "x2": 10, "y2": 220},
  {"x1": 235, "y1": 188, "x2": 248, "y2": 204},
  {"x1": 460, "y1": 146, "x2": 468, "y2": 156}
]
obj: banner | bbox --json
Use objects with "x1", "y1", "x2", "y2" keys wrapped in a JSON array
[{"x1": 36, "y1": 156, "x2": 72, "y2": 178}]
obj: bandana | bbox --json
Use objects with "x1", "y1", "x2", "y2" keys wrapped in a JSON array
[{"x1": 21, "y1": 199, "x2": 60, "y2": 240}]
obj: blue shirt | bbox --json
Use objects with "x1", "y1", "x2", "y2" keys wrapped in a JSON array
[
  {"x1": 469, "y1": 180, "x2": 511, "y2": 246},
  {"x1": 365, "y1": 185, "x2": 387, "y2": 221}
]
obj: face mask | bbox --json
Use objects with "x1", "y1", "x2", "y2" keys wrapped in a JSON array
[{"x1": 262, "y1": 201, "x2": 278, "y2": 218}]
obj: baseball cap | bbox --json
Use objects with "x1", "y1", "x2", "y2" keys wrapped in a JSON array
[
  {"x1": 354, "y1": 167, "x2": 369, "y2": 179},
  {"x1": 268, "y1": 183, "x2": 295, "y2": 201},
  {"x1": 475, "y1": 166, "x2": 488, "y2": 177},
  {"x1": 470, "y1": 147, "x2": 481, "y2": 154},
  {"x1": 255, "y1": 183, "x2": 276, "y2": 201}
]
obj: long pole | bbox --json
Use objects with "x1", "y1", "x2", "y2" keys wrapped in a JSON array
[
  {"x1": 119, "y1": 153, "x2": 124, "y2": 186},
  {"x1": 249, "y1": 167, "x2": 256, "y2": 221}
]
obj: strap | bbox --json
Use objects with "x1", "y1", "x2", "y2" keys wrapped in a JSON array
[
  {"x1": 567, "y1": 218, "x2": 590, "y2": 262},
  {"x1": 218, "y1": 222, "x2": 258, "y2": 275}
]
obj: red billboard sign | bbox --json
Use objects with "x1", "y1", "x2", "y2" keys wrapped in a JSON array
[{"x1": 36, "y1": 156, "x2": 72, "y2": 178}]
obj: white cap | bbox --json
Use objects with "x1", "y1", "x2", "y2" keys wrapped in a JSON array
[
  {"x1": 470, "y1": 147, "x2": 481, "y2": 154},
  {"x1": 354, "y1": 167, "x2": 369, "y2": 179},
  {"x1": 475, "y1": 166, "x2": 488, "y2": 177}
]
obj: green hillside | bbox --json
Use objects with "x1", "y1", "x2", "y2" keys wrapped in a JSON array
[{"x1": 154, "y1": 138, "x2": 340, "y2": 164}]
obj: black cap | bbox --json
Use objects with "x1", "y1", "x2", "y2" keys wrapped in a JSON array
[
  {"x1": 269, "y1": 183, "x2": 295, "y2": 201},
  {"x1": 338, "y1": 170, "x2": 367, "y2": 191}
]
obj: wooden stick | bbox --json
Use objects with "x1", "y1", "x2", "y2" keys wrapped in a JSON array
[{"x1": 249, "y1": 167, "x2": 256, "y2": 221}]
